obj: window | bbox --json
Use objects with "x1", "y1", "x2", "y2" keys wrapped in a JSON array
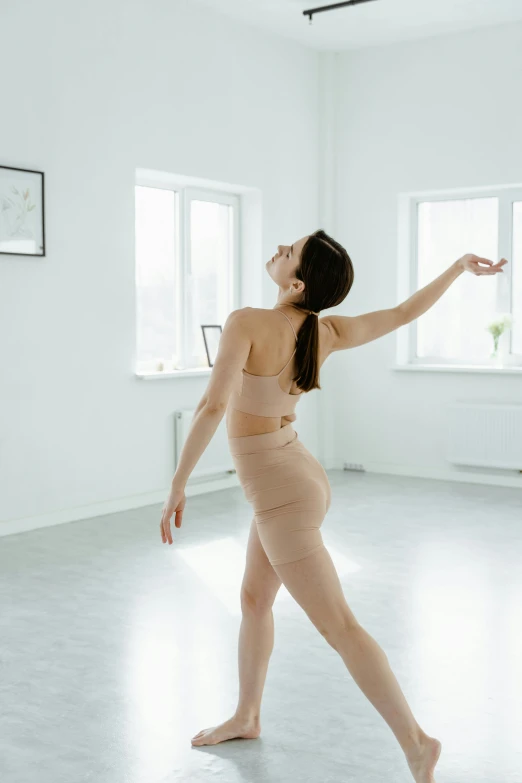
[
  {"x1": 135, "y1": 181, "x2": 240, "y2": 373},
  {"x1": 406, "y1": 187, "x2": 522, "y2": 367}
]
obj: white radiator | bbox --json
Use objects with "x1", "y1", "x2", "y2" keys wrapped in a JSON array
[
  {"x1": 174, "y1": 409, "x2": 235, "y2": 481},
  {"x1": 446, "y1": 403, "x2": 522, "y2": 470}
]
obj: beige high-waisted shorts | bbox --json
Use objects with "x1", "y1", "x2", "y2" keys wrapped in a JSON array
[{"x1": 228, "y1": 423, "x2": 331, "y2": 566}]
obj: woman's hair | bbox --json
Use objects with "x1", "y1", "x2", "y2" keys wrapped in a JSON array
[{"x1": 292, "y1": 229, "x2": 354, "y2": 392}]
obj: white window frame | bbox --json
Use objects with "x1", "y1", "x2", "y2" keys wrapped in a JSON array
[
  {"x1": 397, "y1": 184, "x2": 522, "y2": 370},
  {"x1": 135, "y1": 175, "x2": 241, "y2": 374}
]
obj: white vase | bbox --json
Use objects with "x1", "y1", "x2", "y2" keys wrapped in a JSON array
[{"x1": 492, "y1": 331, "x2": 511, "y2": 367}]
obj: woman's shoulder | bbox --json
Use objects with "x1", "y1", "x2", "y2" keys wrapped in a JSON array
[
  {"x1": 225, "y1": 307, "x2": 260, "y2": 337},
  {"x1": 226, "y1": 306, "x2": 255, "y2": 322},
  {"x1": 231, "y1": 306, "x2": 273, "y2": 324}
]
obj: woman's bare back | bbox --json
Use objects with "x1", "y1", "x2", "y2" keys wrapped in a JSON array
[{"x1": 225, "y1": 306, "x2": 333, "y2": 438}]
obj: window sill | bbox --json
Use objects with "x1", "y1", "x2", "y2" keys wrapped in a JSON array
[
  {"x1": 136, "y1": 367, "x2": 212, "y2": 380},
  {"x1": 392, "y1": 363, "x2": 522, "y2": 375}
]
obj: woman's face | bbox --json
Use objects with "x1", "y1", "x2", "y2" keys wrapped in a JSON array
[{"x1": 266, "y1": 235, "x2": 309, "y2": 287}]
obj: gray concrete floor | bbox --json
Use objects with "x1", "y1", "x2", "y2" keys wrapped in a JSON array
[{"x1": 1, "y1": 471, "x2": 521, "y2": 783}]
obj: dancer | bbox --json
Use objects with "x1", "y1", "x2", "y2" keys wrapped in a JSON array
[{"x1": 160, "y1": 230, "x2": 507, "y2": 783}]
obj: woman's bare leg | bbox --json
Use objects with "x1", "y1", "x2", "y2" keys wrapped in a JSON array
[
  {"x1": 273, "y1": 545, "x2": 441, "y2": 783},
  {"x1": 191, "y1": 518, "x2": 281, "y2": 746}
]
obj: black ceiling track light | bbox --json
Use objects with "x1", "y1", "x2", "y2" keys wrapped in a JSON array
[{"x1": 303, "y1": 0, "x2": 379, "y2": 25}]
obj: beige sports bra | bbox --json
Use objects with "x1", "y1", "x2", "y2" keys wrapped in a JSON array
[{"x1": 228, "y1": 309, "x2": 303, "y2": 418}]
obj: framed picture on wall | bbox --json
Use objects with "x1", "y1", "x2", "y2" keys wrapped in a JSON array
[
  {"x1": 0, "y1": 165, "x2": 46, "y2": 257},
  {"x1": 201, "y1": 324, "x2": 222, "y2": 367}
]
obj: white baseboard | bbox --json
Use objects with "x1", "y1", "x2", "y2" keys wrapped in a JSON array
[
  {"x1": 322, "y1": 456, "x2": 343, "y2": 471},
  {"x1": 351, "y1": 460, "x2": 522, "y2": 489},
  {"x1": 0, "y1": 473, "x2": 240, "y2": 539}
]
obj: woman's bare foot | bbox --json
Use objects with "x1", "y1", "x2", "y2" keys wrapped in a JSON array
[
  {"x1": 191, "y1": 715, "x2": 261, "y2": 746},
  {"x1": 406, "y1": 734, "x2": 442, "y2": 783}
]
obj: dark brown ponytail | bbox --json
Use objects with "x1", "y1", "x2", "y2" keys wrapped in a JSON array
[{"x1": 292, "y1": 230, "x2": 354, "y2": 392}]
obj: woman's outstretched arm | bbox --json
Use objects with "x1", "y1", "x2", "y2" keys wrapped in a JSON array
[
  {"x1": 322, "y1": 254, "x2": 507, "y2": 353},
  {"x1": 397, "y1": 254, "x2": 505, "y2": 325}
]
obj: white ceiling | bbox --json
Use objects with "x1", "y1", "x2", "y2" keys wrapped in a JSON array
[{"x1": 193, "y1": 0, "x2": 522, "y2": 51}]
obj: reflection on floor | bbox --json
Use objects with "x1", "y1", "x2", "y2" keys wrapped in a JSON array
[{"x1": 1, "y1": 471, "x2": 521, "y2": 783}]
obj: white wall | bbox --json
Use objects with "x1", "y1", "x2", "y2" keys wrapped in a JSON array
[
  {"x1": 330, "y1": 23, "x2": 522, "y2": 483},
  {"x1": 0, "y1": 0, "x2": 321, "y2": 532},
  {"x1": 5, "y1": 6, "x2": 520, "y2": 536}
]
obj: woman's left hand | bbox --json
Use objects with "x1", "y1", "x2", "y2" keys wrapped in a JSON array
[
  {"x1": 457, "y1": 254, "x2": 508, "y2": 275},
  {"x1": 160, "y1": 483, "x2": 186, "y2": 545}
]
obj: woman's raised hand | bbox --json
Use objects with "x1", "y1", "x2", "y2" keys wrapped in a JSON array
[{"x1": 458, "y1": 254, "x2": 508, "y2": 275}]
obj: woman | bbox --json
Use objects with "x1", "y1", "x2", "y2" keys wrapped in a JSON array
[{"x1": 160, "y1": 230, "x2": 507, "y2": 783}]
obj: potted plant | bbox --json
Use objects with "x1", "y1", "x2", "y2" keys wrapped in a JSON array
[{"x1": 485, "y1": 314, "x2": 513, "y2": 366}]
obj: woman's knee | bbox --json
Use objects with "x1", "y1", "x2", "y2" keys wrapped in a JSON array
[
  {"x1": 317, "y1": 609, "x2": 360, "y2": 650},
  {"x1": 240, "y1": 582, "x2": 278, "y2": 616}
]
